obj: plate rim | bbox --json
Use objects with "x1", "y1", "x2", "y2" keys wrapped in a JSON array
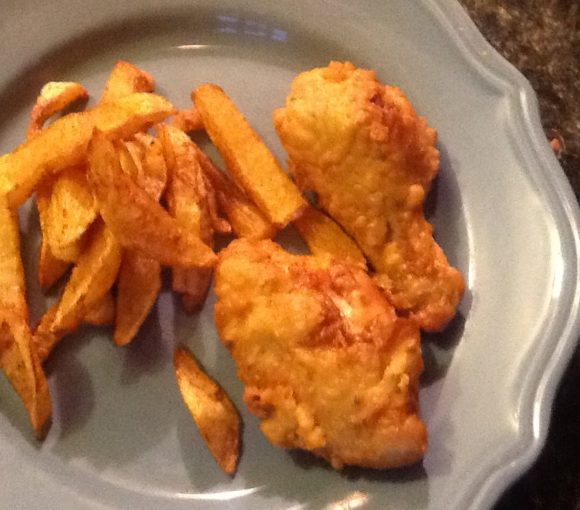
[{"x1": 426, "y1": 0, "x2": 580, "y2": 507}]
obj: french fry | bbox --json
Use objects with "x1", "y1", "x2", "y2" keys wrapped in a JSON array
[
  {"x1": 33, "y1": 291, "x2": 115, "y2": 362},
  {"x1": 43, "y1": 166, "x2": 97, "y2": 262},
  {"x1": 51, "y1": 220, "x2": 122, "y2": 335},
  {"x1": 0, "y1": 198, "x2": 51, "y2": 438},
  {"x1": 196, "y1": 148, "x2": 275, "y2": 240},
  {"x1": 0, "y1": 93, "x2": 175, "y2": 208},
  {"x1": 88, "y1": 130, "x2": 216, "y2": 268},
  {"x1": 114, "y1": 134, "x2": 165, "y2": 346},
  {"x1": 37, "y1": 184, "x2": 70, "y2": 291},
  {"x1": 192, "y1": 84, "x2": 307, "y2": 227},
  {"x1": 294, "y1": 206, "x2": 367, "y2": 268},
  {"x1": 83, "y1": 291, "x2": 115, "y2": 326},
  {"x1": 100, "y1": 61, "x2": 155, "y2": 104},
  {"x1": 171, "y1": 108, "x2": 203, "y2": 132},
  {"x1": 28, "y1": 83, "x2": 89, "y2": 289},
  {"x1": 27, "y1": 81, "x2": 88, "y2": 138},
  {"x1": 114, "y1": 251, "x2": 161, "y2": 346},
  {"x1": 174, "y1": 346, "x2": 240, "y2": 474},
  {"x1": 159, "y1": 125, "x2": 213, "y2": 312}
]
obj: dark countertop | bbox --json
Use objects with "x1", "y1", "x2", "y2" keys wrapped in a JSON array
[{"x1": 457, "y1": 1, "x2": 580, "y2": 509}]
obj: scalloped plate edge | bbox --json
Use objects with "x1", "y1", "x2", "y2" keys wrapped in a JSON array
[{"x1": 424, "y1": 0, "x2": 580, "y2": 507}]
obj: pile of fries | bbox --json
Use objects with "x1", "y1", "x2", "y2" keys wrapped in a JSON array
[{"x1": 0, "y1": 61, "x2": 365, "y2": 473}]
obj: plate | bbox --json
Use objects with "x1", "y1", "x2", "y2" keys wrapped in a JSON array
[{"x1": 1, "y1": 0, "x2": 579, "y2": 509}]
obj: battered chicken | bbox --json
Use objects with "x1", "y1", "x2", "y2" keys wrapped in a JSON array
[
  {"x1": 214, "y1": 239, "x2": 426, "y2": 469},
  {"x1": 274, "y1": 62, "x2": 464, "y2": 331}
]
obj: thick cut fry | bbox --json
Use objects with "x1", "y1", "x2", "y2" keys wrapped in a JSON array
[
  {"x1": 0, "y1": 93, "x2": 175, "y2": 208},
  {"x1": 196, "y1": 148, "x2": 275, "y2": 240},
  {"x1": 32, "y1": 304, "x2": 62, "y2": 363},
  {"x1": 33, "y1": 294, "x2": 114, "y2": 362},
  {"x1": 88, "y1": 131, "x2": 216, "y2": 268},
  {"x1": 0, "y1": 315, "x2": 52, "y2": 439},
  {"x1": 171, "y1": 108, "x2": 203, "y2": 132},
  {"x1": 174, "y1": 347, "x2": 240, "y2": 474},
  {"x1": 114, "y1": 252, "x2": 161, "y2": 346},
  {"x1": 0, "y1": 199, "x2": 51, "y2": 438},
  {"x1": 51, "y1": 220, "x2": 122, "y2": 334},
  {"x1": 44, "y1": 166, "x2": 97, "y2": 262},
  {"x1": 28, "y1": 82, "x2": 86, "y2": 283},
  {"x1": 83, "y1": 292, "x2": 115, "y2": 326},
  {"x1": 28, "y1": 81, "x2": 88, "y2": 138},
  {"x1": 192, "y1": 84, "x2": 306, "y2": 227},
  {"x1": 0, "y1": 200, "x2": 27, "y2": 315},
  {"x1": 100, "y1": 61, "x2": 155, "y2": 104},
  {"x1": 37, "y1": 192, "x2": 70, "y2": 291},
  {"x1": 115, "y1": 134, "x2": 165, "y2": 346},
  {"x1": 294, "y1": 206, "x2": 367, "y2": 268},
  {"x1": 136, "y1": 134, "x2": 168, "y2": 199},
  {"x1": 159, "y1": 125, "x2": 213, "y2": 312},
  {"x1": 118, "y1": 137, "x2": 167, "y2": 199}
]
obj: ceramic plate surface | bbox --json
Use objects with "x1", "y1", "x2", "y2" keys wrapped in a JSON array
[{"x1": 0, "y1": 1, "x2": 579, "y2": 509}]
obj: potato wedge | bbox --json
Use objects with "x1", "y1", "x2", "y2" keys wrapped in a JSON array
[
  {"x1": 192, "y1": 84, "x2": 306, "y2": 227},
  {"x1": 137, "y1": 133, "x2": 168, "y2": 199},
  {"x1": 114, "y1": 251, "x2": 161, "y2": 346},
  {"x1": 0, "y1": 200, "x2": 28, "y2": 315},
  {"x1": 171, "y1": 108, "x2": 203, "y2": 132},
  {"x1": 51, "y1": 220, "x2": 122, "y2": 334},
  {"x1": 114, "y1": 134, "x2": 165, "y2": 346},
  {"x1": 0, "y1": 314, "x2": 52, "y2": 439},
  {"x1": 28, "y1": 82, "x2": 88, "y2": 283},
  {"x1": 174, "y1": 346, "x2": 240, "y2": 474},
  {"x1": 88, "y1": 130, "x2": 216, "y2": 268},
  {"x1": 100, "y1": 61, "x2": 155, "y2": 104},
  {"x1": 294, "y1": 206, "x2": 367, "y2": 268},
  {"x1": 159, "y1": 125, "x2": 213, "y2": 312},
  {"x1": 0, "y1": 198, "x2": 51, "y2": 438},
  {"x1": 28, "y1": 81, "x2": 88, "y2": 138},
  {"x1": 44, "y1": 166, "x2": 97, "y2": 262},
  {"x1": 83, "y1": 291, "x2": 115, "y2": 326},
  {"x1": 0, "y1": 93, "x2": 175, "y2": 208},
  {"x1": 37, "y1": 187, "x2": 70, "y2": 291},
  {"x1": 196, "y1": 148, "x2": 275, "y2": 240}
]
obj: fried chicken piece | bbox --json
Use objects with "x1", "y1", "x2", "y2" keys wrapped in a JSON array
[
  {"x1": 274, "y1": 62, "x2": 464, "y2": 331},
  {"x1": 214, "y1": 239, "x2": 426, "y2": 469}
]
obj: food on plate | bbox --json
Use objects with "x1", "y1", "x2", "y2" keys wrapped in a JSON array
[
  {"x1": 192, "y1": 84, "x2": 307, "y2": 228},
  {"x1": 27, "y1": 81, "x2": 88, "y2": 138},
  {"x1": 28, "y1": 82, "x2": 89, "y2": 290},
  {"x1": 174, "y1": 346, "x2": 240, "y2": 475},
  {"x1": 114, "y1": 135, "x2": 166, "y2": 346},
  {"x1": 171, "y1": 108, "x2": 204, "y2": 133},
  {"x1": 293, "y1": 206, "x2": 367, "y2": 268},
  {"x1": 214, "y1": 239, "x2": 426, "y2": 469},
  {"x1": 87, "y1": 130, "x2": 216, "y2": 269},
  {"x1": 100, "y1": 60, "x2": 155, "y2": 104},
  {"x1": 274, "y1": 61, "x2": 464, "y2": 331},
  {"x1": 0, "y1": 198, "x2": 52, "y2": 438},
  {"x1": 34, "y1": 293, "x2": 115, "y2": 360},
  {"x1": 114, "y1": 251, "x2": 160, "y2": 346},
  {"x1": 0, "y1": 92, "x2": 174, "y2": 208},
  {"x1": 196, "y1": 147, "x2": 276, "y2": 240},
  {"x1": 42, "y1": 165, "x2": 97, "y2": 262},
  {"x1": 0, "y1": 58, "x2": 464, "y2": 473},
  {"x1": 159, "y1": 124, "x2": 214, "y2": 312},
  {"x1": 83, "y1": 291, "x2": 115, "y2": 326},
  {"x1": 49, "y1": 220, "x2": 121, "y2": 339}
]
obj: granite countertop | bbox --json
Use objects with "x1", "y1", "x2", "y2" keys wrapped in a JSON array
[{"x1": 456, "y1": 1, "x2": 580, "y2": 508}]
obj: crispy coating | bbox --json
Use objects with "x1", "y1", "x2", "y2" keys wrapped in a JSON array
[
  {"x1": 214, "y1": 239, "x2": 426, "y2": 469},
  {"x1": 274, "y1": 62, "x2": 464, "y2": 331}
]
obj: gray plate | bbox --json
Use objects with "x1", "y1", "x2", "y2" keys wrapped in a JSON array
[{"x1": 1, "y1": 1, "x2": 579, "y2": 509}]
